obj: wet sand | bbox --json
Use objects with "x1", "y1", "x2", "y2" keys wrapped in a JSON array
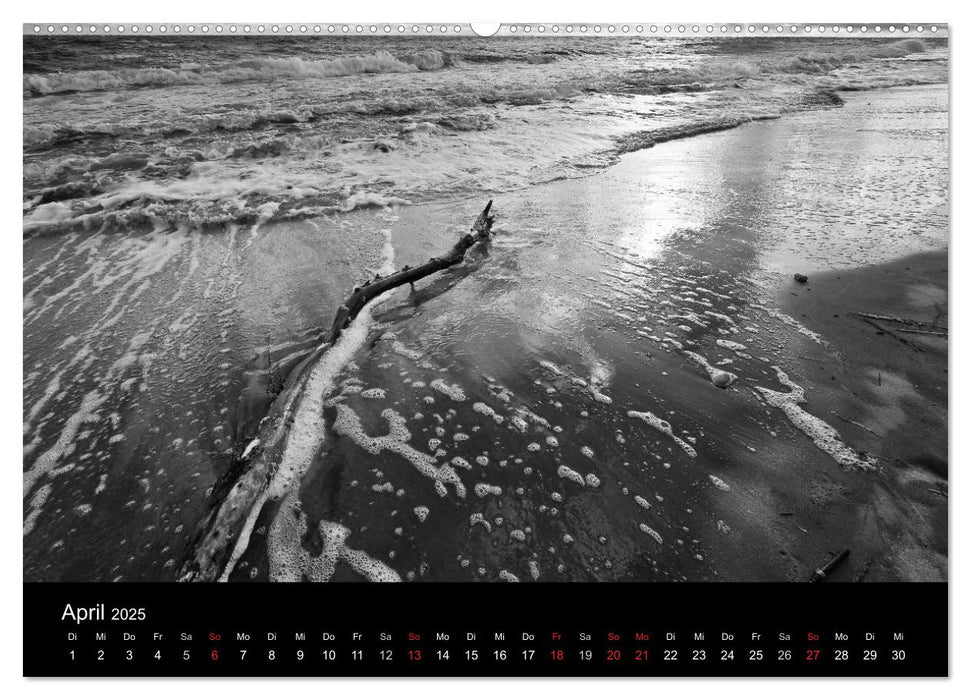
[
  {"x1": 779, "y1": 251, "x2": 947, "y2": 580},
  {"x1": 218, "y1": 85, "x2": 948, "y2": 583}
]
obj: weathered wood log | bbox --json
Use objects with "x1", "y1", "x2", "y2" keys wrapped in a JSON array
[
  {"x1": 329, "y1": 200, "x2": 494, "y2": 343},
  {"x1": 179, "y1": 201, "x2": 495, "y2": 582}
]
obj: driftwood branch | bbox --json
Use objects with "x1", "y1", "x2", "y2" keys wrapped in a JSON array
[
  {"x1": 329, "y1": 200, "x2": 495, "y2": 343},
  {"x1": 830, "y1": 411, "x2": 882, "y2": 438},
  {"x1": 896, "y1": 328, "x2": 948, "y2": 337},
  {"x1": 179, "y1": 201, "x2": 496, "y2": 582}
]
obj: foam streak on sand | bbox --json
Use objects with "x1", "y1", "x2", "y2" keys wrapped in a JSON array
[
  {"x1": 627, "y1": 410, "x2": 698, "y2": 458},
  {"x1": 756, "y1": 367, "x2": 877, "y2": 471},
  {"x1": 269, "y1": 493, "x2": 400, "y2": 582},
  {"x1": 333, "y1": 405, "x2": 467, "y2": 498},
  {"x1": 218, "y1": 225, "x2": 399, "y2": 581},
  {"x1": 217, "y1": 311, "x2": 375, "y2": 581},
  {"x1": 752, "y1": 304, "x2": 830, "y2": 347}
]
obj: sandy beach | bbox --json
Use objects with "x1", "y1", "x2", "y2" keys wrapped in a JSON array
[
  {"x1": 208, "y1": 85, "x2": 947, "y2": 584},
  {"x1": 23, "y1": 35, "x2": 947, "y2": 583}
]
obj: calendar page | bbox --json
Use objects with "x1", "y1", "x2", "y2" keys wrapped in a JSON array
[{"x1": 22, "y1": 20, "x2": 949, "y2": 677}]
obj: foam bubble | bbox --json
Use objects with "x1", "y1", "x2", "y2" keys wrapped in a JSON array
[
  {"x1": 557, "y1": 465, "x2": 585, "y2": 486},
  {"x1": 470, "y1": 513, "x2": 492, "y2": 533},
  {"x1": 431, "y1": 378, "x2": 466, "y2": 402},
  {"x1": 638, "y1": 523, "x2": 664, "y2": 544},
  {"x1": 390, "y1": 340, "x2": 422, "y2": 361},
  {"x1": 539, "y1": 360, "x2": 564, "y2": 376},
  {"x1": 474, "y1": 483, "x2": 502, "y2": 498},
  {"x1": 472, "y1": 401, "x2": 504, "y2": 424},
  {"x1": 716, "y1": 339, "x2": 747, "y2": 352}
]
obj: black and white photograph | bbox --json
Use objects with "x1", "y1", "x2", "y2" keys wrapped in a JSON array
[{"x1": 23, "y1": 24, "x2": 948, "y2": 591}]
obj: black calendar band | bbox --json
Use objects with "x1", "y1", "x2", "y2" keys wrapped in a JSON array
[{"x1": 24, "y1": 582, "x2": 947, "y2": 677}]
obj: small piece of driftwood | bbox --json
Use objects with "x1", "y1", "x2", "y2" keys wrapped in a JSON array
[
  {"x1": 853, "y1": 311, "x2": 946, "y2": 331},
  {"x1": 808, "y1": 549, "x2": 850, "y2": 583},
  {"x1": 851, "y1": 313, "x2": 923, "y2": 353},
  {"x1": 896, "y1": 328, "x2": 948, "y2": 337}
]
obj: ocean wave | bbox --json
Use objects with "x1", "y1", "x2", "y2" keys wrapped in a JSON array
[
  {"x1": 22, "y1": 177, "x2": 411, "y2": 235},
  {"x1": 23, "y1": 36, "x2": 946, "y2": 238},
  {"x1": 775, "y1": 39, "x2": 929, "y2": 75},
  {"x1": 622, "y1": 40, "x2": 929, "y2": 91},
  {"x1": 614, "y1": 114, "x2": 780, "y2": 155},
  {"x1": 24, "y1": 49, "x2": 452, "y2": 95},
  {"x1": 624, "y1": 60, "x2": 761, "y2": 91}
]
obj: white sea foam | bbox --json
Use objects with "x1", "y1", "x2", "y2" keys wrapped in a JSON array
[
  {"x1": 756, "y1": 367, "x2": 877, "y2": 470},
  {"x1": 683, "y1": 350, "x2": 738, "y2": 388},
  {"x1": 219, "y1": 259, "x2": 401, "y2": 581},
  {"x1": 627, "y1": 410, "x2": 698, "y2": 458},
  {"x1": 333, "y1": 405, "x2": 467, "y2": 496},
  {"x1": 638, "y1": 523, "x2": 664, "y2": 544},
  {"x1": 431, "y1": 378, "x2": 467, "y2": 402},
  {"x1": 268, "y1": 494, "x2": 400, "y2": 582},
  {"x1": 474, "y1": 483, "x2": 502, "y2": 498},
  {"x1": 470, "y1": 513, "x2": 492, "y2": 533},
  {"x1": 556, "y1": 465, "x2": 586, "y2": 486},
  {"x1": 24, "y1": 51, "x2": 452, "y2": 96},
  {"x1": 753, "y1": 304, "x2": 829, "y2": 347}
]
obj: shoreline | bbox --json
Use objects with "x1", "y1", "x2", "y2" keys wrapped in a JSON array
[
  {"x1": 206, "y1": 84, "x2": 948, "y2": 583},
  {"x1": 24, "y1": 80, "x2": 949, "y2": 583}
]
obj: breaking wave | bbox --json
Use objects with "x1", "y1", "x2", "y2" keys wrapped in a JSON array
[{"x1": 24, "y1": 49, "x2": 452, "y2": 95}]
